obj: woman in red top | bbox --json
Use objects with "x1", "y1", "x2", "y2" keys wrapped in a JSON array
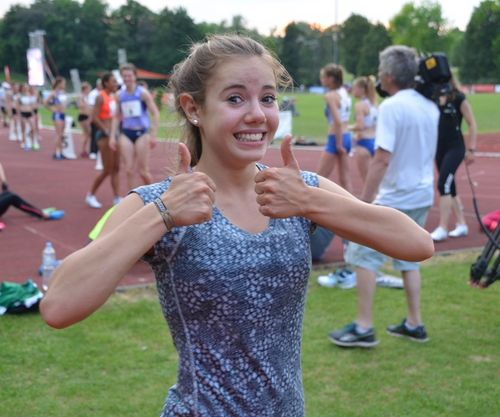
[{"x1": 85, "y1": 73, "x2": 120, "y2": 209}]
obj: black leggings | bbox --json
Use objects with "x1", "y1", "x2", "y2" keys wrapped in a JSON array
[
  {"x1": 0, "y1": 191, "x2": 45, "y2": 219},
  {"x1": 435, "y1": 144, "x2": 465, "y2": 197}
]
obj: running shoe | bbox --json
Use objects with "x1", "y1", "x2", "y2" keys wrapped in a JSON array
[
  {"x1": 387, "y1": 318, "x2": 429, "y2": 343},
  {"x1": 47, "y1": 210, "x2": 65, "y2": 220},
  {"x1": 449, "y1": 223, "x2": 468, "y2": 238},
  {"x1": 336, "y1": 268, "x2": 357, "y2": 289},
  {"x1": 85, "y1": 193, "x2": 102, "y2": 209},
  {"x1": 430, "y1": 226, "x2": 448, "y2": 241},
  {"x1": 376, "y1": 271, "x2": 404, "y2": 289},
  {"x1": 317, "y1": 273, "x2": 338, "y2": 288},
  {"x1": 329, "y1": 322, "x2": 379, "y2": 348}
]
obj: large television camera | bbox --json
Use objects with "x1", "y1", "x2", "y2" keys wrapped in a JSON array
[
  {"x1": 415, "y1": 53, "x2": 452, "y2": 102},
  {"x1": 376, "y1": 52, "x2": 452, "y2": 103}
]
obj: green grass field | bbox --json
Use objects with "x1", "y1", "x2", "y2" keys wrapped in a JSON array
[
  {"x1": 287, "y1": 92, "x2": 500, "y2": 143},
  {"x1": 37, "y1": 92, "x2": 500, "y2": 145},
  {"x1": 2, "y1": 251, "x2": 499, "y2": 417}
]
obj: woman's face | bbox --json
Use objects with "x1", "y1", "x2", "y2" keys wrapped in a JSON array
[
  {"x1": 320, "y1": 70, "x2": 330, "y2": 88},
  {"x1": 352, "y1": 83, "x2": 363, "y2": 98},
  {"x1": 105, "y1": 76, "x2": 118, "y2": 92},
  {"x1": 121, "y1": 69, "x2": 136, "y2": 89},
  {"x1": 194, "y1": 56, "x2": 280, "y2": 167}
]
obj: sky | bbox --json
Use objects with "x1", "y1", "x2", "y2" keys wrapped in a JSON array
[{"x1": 0, "y1": 0, "x2": 483, "y2": 34}]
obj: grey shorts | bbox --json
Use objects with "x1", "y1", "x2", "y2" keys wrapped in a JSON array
[{"x1": 345, "y1": 206, "x2": 431, "y2": 272}]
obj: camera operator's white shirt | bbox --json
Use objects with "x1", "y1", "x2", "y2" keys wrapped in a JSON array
[{"x1": 374, "y1": 88, "x2": 439, "y2": 210}]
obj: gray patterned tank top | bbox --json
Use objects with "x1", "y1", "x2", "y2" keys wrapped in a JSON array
[{"x1": 133, "y1": 168, "x2": 319, "y2": 417}]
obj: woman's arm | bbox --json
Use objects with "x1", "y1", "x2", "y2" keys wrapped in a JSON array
[
  {"x1": 313, "y1": 177, "x2": 433, "y2": 261},
  {"x1": 40, "y1": 144, "x2": 216, "y2": 329},
  {"x1": 461, "y1": 99, "x2": 477, "y2": 164},
  {"x1": 349, "y1": 101, "x2": 366, "y2": 132},
  {"x1": 43, "y1": 92, "x2": 54, "y2": 109},
  {"x1": 255, "y1": 138, "x2": 434, "y2": 262},
  {"x1": 109, "y1": 97, "x2": 121, "y2": 151},
  {"x1": 325, "y1": 92, "x2": 345, "y2": 154},
  {"x1": 77, "y1": 95, "x2": 85, "y2": 112},
  {"x1": 40, "y1": 194, "x2": 166, "y2": 328},
  {"x1": 142, "y1": 90, "x2": 160, "y2": 142},
  {"x1": 0, "y1": 162, "x2": 7, "y2": 190}
]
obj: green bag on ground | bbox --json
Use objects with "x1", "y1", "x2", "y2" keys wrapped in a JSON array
[{"x1": 0, "y1": 279, "x2": 43, "y2": 315}]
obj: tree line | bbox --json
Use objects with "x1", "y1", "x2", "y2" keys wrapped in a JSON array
[{"x1": 0, "y1": 0, "x2": 499, "y2": 87}]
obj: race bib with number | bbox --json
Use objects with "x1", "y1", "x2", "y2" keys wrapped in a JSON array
[{"x1": 121, "y1": 100, "x2": 141, "y2": 118}]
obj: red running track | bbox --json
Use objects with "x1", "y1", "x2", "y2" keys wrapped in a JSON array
[{"x1": 1, "y1": 127, "x2": 499, "y2": 288}]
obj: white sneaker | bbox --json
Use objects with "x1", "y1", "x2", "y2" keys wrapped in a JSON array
[
  {"x1": 376, "y1": 272, "x2": 404, "y2": 289},
  {"x1": 317, "y1": 273, "x2": 338, "y2": 288},
  {"x1": 449, "y1": 223, "x2": 468, "y2": 238},
  {"x1": 85, "y1": 193, "x2": 102, "y2": 209},
  {"x1": 89, "y1": 152, "x2": 97, "y2": 160},
  {"x1": 430, "y1": 226, "x2": 448, "y2": 241},
  {"x1": 336, "y1": 268, "x2": 357, "y2": 289},
  {"x1": 112, "y1": 196, "x2": 123, "y2": 206}
]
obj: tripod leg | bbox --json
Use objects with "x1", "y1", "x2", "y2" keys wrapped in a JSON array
[{"x1": 470, "y1": 222, "x2": 500, "y2": 285}]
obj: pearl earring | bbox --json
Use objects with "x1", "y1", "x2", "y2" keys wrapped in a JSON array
[{"x1": 192, "y1": 119, "x2": 198, "y2": 125}]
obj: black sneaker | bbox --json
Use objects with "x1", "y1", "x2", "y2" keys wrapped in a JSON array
[
  {"x1": 329, "y1": 322, "x2": 379, "y2": 348},
  {"x1": 386, "y1": 318, "x2": 429, "y2": 342}
]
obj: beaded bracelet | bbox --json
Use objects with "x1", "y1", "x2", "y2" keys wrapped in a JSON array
[{"x1": 153, "y1": 198, "x2": 175, "y2": 231}]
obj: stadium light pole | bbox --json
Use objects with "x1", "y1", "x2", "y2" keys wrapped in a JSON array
[{"x1": 332, "y1": 0, "x2": 339, "y2": 64}]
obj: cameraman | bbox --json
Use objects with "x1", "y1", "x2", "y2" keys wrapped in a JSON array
[
  {"x1": 330, "y1": 45, "x2": 439, "y2": 348},
  {"x1": 430, "y1": 76, "x2": 477, "y2": 241}
]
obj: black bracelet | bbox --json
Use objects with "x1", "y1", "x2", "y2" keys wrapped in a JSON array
[{"x1": 153, "y1": 198, "x2": 175, "y2": 231}]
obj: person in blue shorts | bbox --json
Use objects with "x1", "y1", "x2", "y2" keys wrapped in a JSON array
[
  {"x1": 40, "y1": 35, "x2": 434, "y2": 417},
  {"x1": 113, "y1": 63, "x2": 160, "y2": 190},
  {"x1": 350, "y1": 76, "x2": 378, "y2": 182},
  {"x1": 316, "y1": 63, "x2": 353, "y2": 192},
  {"x1": 44, "y1": 77, "x2": 68, "y2": 160}
]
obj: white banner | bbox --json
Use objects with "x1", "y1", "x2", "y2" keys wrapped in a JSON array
[
  {"x1": 274, "y1": 110, "x2": 293, "y2": 140},
  {"x1": 27, "y1": 48, "x2": 44, "y2": 86}
]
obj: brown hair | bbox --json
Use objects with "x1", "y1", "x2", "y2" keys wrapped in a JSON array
[
  {"x1": 353, "y1": 75, "x2": 377, "y2": 105},
  {"x1": 101, "y1": 72, "x2": 114, "y2": 89},
  {"x1": 321, "y1": 64, "x2": 344, "y2": 89},
  {"x1": 168, "y1": 34, "x2": 292, "y2": 166},
  {"x1": 119, "y1": 62, "x2": 137, "y2": 75},
  {"x1": 81, "y1": 81, "x2": 91, "y2": 92},
  {"x1": 52, "y1": 76, "x2": 65, "y2": 90}
]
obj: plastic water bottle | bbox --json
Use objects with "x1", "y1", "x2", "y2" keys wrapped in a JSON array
[{"x1": 41, "y1": 242, "x2": 57, "y2": 291}]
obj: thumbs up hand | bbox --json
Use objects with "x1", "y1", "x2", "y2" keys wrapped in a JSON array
[
  {"x1": 160, "y1": 143, "x2": 216, "y2": 227},
  {"x1": 254, "y1": 135, "x2": 308, "y2": 218}
]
